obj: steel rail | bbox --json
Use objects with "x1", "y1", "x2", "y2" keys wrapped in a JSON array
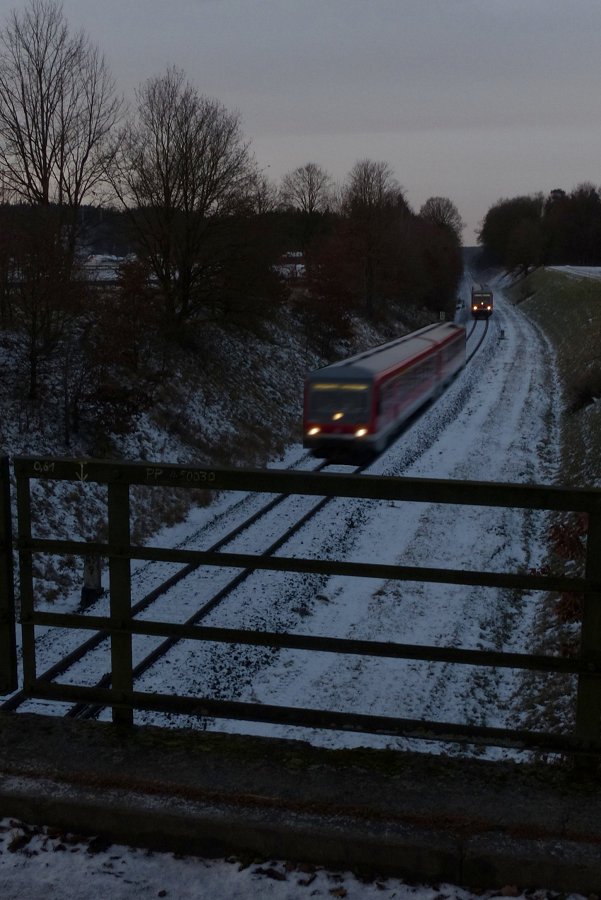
[{"x1": 466, "y1": 317, "x2": 489, "y2": 363}]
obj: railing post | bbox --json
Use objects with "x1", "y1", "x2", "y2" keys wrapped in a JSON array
[
  {"x1": 108, "y1": 481, "x2": 133, "y2": 726},
  {"x1": 16, "y1": 470, "x2": 36, "y2": 693},
  {"x1": 575, "y1": 509, "x2": 601, "y2": 765},
  {"x1": 0, "y1": 456, "x2": 17, "y2": 694}
]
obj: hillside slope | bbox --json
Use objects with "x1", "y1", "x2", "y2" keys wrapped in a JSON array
[
  {"x1": 507, "y1": 266, "x2": 601, "y2": 488},
  {"x1": 505, "y1": 266, "x2": 601, "y2": 735},
  {"x1": 0, "y1": 296, "x2": 433, "y2": 600}
]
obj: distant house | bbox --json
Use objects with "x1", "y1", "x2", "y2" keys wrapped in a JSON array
[
  {"x1": 275, "y1": 250, "x2": 306, "y2": 280},
  {"x1": 81, "y1": 254, "x2": 124, "y2": 282}
]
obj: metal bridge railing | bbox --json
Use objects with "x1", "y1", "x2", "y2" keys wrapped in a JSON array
[{"x1": 4, "y1": 455, "x2": 601, "y2": 758}]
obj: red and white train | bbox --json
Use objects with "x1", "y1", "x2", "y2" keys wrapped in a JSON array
[{"x1": 303, "y1": 322, "x2": 466, "y2": 459}]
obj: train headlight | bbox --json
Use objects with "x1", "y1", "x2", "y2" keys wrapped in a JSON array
[
  {"x1": 355, "y1": 427, "x2": 368, "y2": 437},
  {"x1": 307, "y1": 427, "x2": 321, "y2": 436},
  {"x1": 472, "y1": 305, "x2": 478, "y2": 311},
  {"x1": 487, "y1": 305, "x2": 492, "y2": 310},
  {"x1": 332, "y1": 411, "x2": 344, "y2": 421}
]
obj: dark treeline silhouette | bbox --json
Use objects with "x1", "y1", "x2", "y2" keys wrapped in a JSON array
[{"x1": 479, "y1": 184, "x2": 601, "y2": 273}]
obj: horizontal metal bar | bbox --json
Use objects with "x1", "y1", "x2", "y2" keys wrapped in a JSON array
[
  {"x1": 28, "y1": 610, "x2": 600, "y2": 675},
  {"x1": 18, "y1": 537, "x2": 598, "y2": 593},
  {"x1": 13, "y1": 456, "x2": 601, "y2": 512},
  {"x1": 26, "y1": 680, "x2": 599, "y2": 755}
]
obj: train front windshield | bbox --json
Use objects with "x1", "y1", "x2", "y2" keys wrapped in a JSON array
[{"x1": 308, "y1": 382, "x2": 371, "y2": 424}]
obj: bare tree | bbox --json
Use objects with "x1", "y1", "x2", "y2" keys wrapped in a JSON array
[
  {"x1": 0, "y1": 203, "x2": 18, "y2": 329},
  {"x1": 279, "y1": 162, "x2": 333, "y2": 215},
  {"x1": 108, "y1": 67, "x2": 255, "y2": 325},
  {"x1": 342, "y1": 159, "x2": 404, "y2": 213},
  {"x1": 247, "y1": 170, "x2": 278, "y2": 214},
  {"x1": 419, "y1": 196, "x2": 464, "y2": 241},
  {"x1": 0, "y1": 0, "x2": 119, "y2": 406},
  {"x1": 341, "y1": 160, "x2": 409, "y2": 316},
  {"x1": 11, "y1": 206, "x2": 82, "y2": 399},
  {"x1": 0, "y1": 0, "x2": 120, "y2": 249}
]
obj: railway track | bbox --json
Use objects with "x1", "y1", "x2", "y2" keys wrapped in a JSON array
[
  {"x1": 3, "y1": 313, "x2": 493, "y2": 719},
  {"x1": 465, "y1": 318, "x2": 477, "y2": 341},
  {"x1": 466, "y1": 316, "x2": 489, "y2": 363},
  {"x1": 67, "y1": 459, "x2": 368, "y2": 720}
]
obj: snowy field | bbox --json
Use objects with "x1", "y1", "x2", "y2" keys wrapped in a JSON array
[
  {"x1": 2, "y1": 277, "x2": 578, "y2": 897},
  {"x1": 547, "y1": 265, "x2": 601, "y2": 280}
]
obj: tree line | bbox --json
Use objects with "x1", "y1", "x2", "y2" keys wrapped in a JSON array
[
  {"x1": 0, "y1": 0, "x2": 464, "y2": 449},
  {"x1": 479, "y1": 184, "x2": 601, "y2": 274}
]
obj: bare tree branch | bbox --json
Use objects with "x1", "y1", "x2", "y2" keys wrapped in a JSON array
[
  {"x1": 279, "y1": 162, "x2": 333, "y2": 215},
  {"x1": 419, "y1": 196, "x2": 464, "y2": 240},
  {"x1": 0, "y1": 0, "x2": 120, "y2": 211},
  {"x1": 107, "y1": 66, "x2": 255, "y2": 325}
]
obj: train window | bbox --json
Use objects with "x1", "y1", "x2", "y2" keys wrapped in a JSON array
[
  {"x1": 381, "y1": 358, "x2": 434, "y2": 407},
  {"x1": 308, "y1": 383, "x2": 371, "y2": 423}
]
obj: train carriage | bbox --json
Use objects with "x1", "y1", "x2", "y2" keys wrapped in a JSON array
[
  {"x1": 471, "y1": 285, "x2": 494, "y2": 318},
  {"x1": 303, "y1": 322, "x2": 466, "y2": 459}
]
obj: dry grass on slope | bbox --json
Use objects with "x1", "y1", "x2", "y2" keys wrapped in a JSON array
[
  {"x1": 508, "y1": 267, "x2": 601, "y2": 488},
  {"x1": 506, "y1": 268, "x2": 601, "y2": 739}
]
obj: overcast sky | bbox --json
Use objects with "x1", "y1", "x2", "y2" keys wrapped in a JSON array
[{"x1": 5, "y1": 0, "x2": 601, "y2": 241}]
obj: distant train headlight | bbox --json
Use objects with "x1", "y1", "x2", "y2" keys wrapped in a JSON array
[
  {"x1": 355, "y1": 427, "x2": 368, "y2": 437},
  {"x1": 486, "y1": 305, "x2": 492, "y2": 310},
  {"x1": 472, "y1": 305, "x2": 478, "y2": 311},
  {"x1": 332, "y1": 411, "x2": 344, "y2": 420},
  {"x1": 307, "y1": 427, "x2": 321, "y2": 436}
]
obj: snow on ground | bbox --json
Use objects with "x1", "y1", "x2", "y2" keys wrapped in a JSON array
[
  {"x1": 11, "y1": 276, "x2": 563, "y2": 742},
  {"x1": 547, "y1": 265, "x2": 601, "y2": 280},
  {"x1": 0, "y1": 818, "x2": 585, "y2": 900},
  {"x1": 2, "y1": 276, "x2": 574, "y2": 896},
  {"x1": 119, "y1": 279, "x2": 562, "y2": 756}
]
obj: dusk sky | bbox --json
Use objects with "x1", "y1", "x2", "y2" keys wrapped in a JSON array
[{"x1": 5, "y1": 0, "x2": 601, "y2": 242}]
